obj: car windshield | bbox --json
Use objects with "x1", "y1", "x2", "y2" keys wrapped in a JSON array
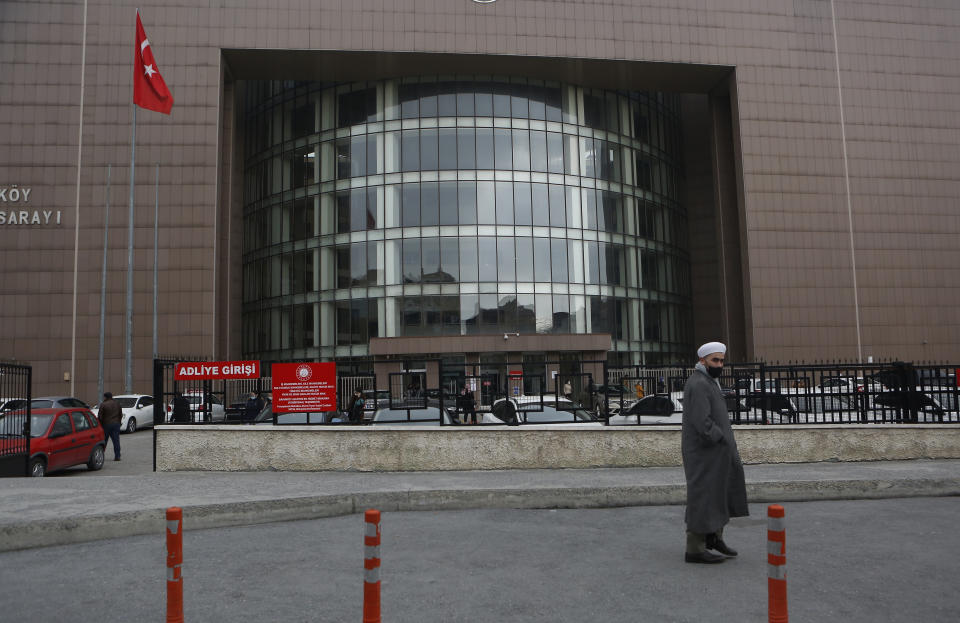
[
  {"x1": 115, "y1": 398, "x2": 138, "y2": 408},
  {"x1": 30, "y1": 399, "x2": 54, "y2": 409}
]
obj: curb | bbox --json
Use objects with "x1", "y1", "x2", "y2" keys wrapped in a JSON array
[{"x1": 2, "y1": 477, "x2": 958, "y2": 553}]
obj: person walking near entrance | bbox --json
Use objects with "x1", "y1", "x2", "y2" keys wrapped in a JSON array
[
  {"x1": 348, "y1": 390, "x2": 365, "y2": 423},
  {"x1": 458, "y1": 386, "x2": 478, "y2": 424},
  {"x1": 681, "y1": 342, "x2": 748, "y2": 563},
  {"x1": 98, "y1": 392, "x2": 123, "y2": 461},
  {"x1": 171, "y1": 391, "x2": 190, "y2": 424}
]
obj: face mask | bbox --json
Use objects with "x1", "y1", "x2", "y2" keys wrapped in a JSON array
[{"x1": 707, "y1": 366, "x2": 723, "y2": 379}]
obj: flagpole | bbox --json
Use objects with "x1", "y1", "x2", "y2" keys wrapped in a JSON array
[
  {"x1": 153, "y1": 163, "x2": 159, "y2": 359},
  {"x1": 126, "y1": 104, "x2": 136, "y2": 394},
  {"x1": 98, "y1": 164, "x2": 111, "y2": 401}
]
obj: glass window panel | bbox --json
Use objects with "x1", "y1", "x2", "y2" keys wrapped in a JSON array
[
  {"x1": 497, "y1": 237, "x2": 516, "y2": 282},
  {"x1": 399, "y1": 83, "x2": 419, "y2": 119},
  {"x1": 604, "y1": 243, "x2": 623, "y2": 286},
  {"x1": 351, "y1": 135, "x2": 367, "y2": 177},
  {"x1": 530, "y1": 130, "x2": 547, "y2": 172},
  {"x1": 475, "y1": 83, "x2": 493, "y2": 116},
  {"x1": 495, "y1": 181, "x2": 514, "y2": 225},
  {"x1": 551, "y1": 239, "x2": 568, "y2": 282},
  {"x1": 582, "y1": 137, "x2": 596, "y2": 178},
  {"x1": 457, "y1": 128, "x2": 476, "y2": 170},
  {"x1": 458, "y1": 181, "x2": 477, "y2": 225},
  {"x1": 419, "y1": 82, "x2": 437, "y2": 117},
  {"x1": 535, "y1": 293, "x2": 552, "y2": 333},
  {"x1": 494, "y1": 128, "x2": 513, "y2": 170},
  {"x1": 513, "y1": 182, "x2": 531, "y2": 225},
  {"x1": 401, "y1": 130, "x2": 419, "y2": 172},
  {"x1": 350, "y1": 188, "x2": 367, "y2": 231},
  {"x1": 336, "y1": 191, "x2": 351, "y2": 233},
  {"x1": 552, "y1": 294, "x2": 569, "y2": 332},
  {"x1": 367, "y1": 299, "x2": 379, "y2": 340},
  {"x1": 461, "y1": 293, "x2": 479, "y2": 334},
  {"x1": 563, "y1": 135, "x2": 578, "y2": 175},
  {"x1": 477, "y1": 181, "x2": 495, "y2": 224},
  {"x1": 422, "y1": 238, "x2": 441, "y2": 282},
  {"x1": 511, "y1": 83, "x2": 529, "y2": 118},
  {"x1": 636, "y1": 154, "x2": 652, "y2": 190},
  {"x1": 366, "y1": 187, "x2": 378, "y2": 230},
  {"x1": 437, "y1": 85, "x2": 456, "y2": 116},
  {"x1": 517, "y1": 294, "x2": 536, "y2": 332},
  {"x1": 351, "y1": 242, "x2": 367, "y2": 286},
  {"x1": 512, "y1": 130, "x2": 530, "y2": 171},
  {"x1": 476, "y1": 128, "x2": 494, "y2": 169},
  {"x1": 547, "y1": 132, "x2": 564, "y2": 174},
  {"x1": 582, "y1": 188, "x2": 598, "y2": 230},
  {"x1": 545, "y1": 86, "x2": 563, "y2": 122},
  {"x1": 589, "y1": 295, "x2": 609, "y2": 334},
  {"x1": 336, "y1": 301, "x2": 352, "y2": 344},
  {"x1": 498, "y1": 294, "x2": 517, "y2": 330},
  {"x1": 439, "y1": 181, "x2": 458, "y2": 226},
  {"x1": 440, "y1": 237, "x2": 459, "y2": 282},
  {"x1": 337, "y1": 88, "x2": 377, "y2": 127},
  {"x1": 534, "y1": 237, "x2": 551, "y2": 282},
  {"x1": 336, "y1": 246, "x2": 351, "y2": 288},
  {"x1": 439, "y1": 128, "x2": 457, "y2": 170},
  {"x1": 493, "y1": 83, "x2": 511, "y2": 117},
  {"x1": 516, "y1": 237, "x2": 534, "y2": 282},
  {"x1": 420, "y1": 128, "x2": 439, "y2": 170},
  {"x1": 401, "y1": 183, "x2": 420, "y2": 227},
  {"x1": 585, "y1": 240, "x2": 600, "y2": 284},
  {"x1": 421, "y1": 182, "x2": 439, "y2": 226},
  {"x1": 403, "y1": 296, "x2": 422, "y2": 335},
  {"x1": 583, "y1": 92, "x2": 604, "y2": 129},
  {"x1": 460, "y1": 237, "x2": 479, "y2": 282},
  {"x1": 403, "y1": 239, "x2": 421, "y2": 283},
  {"x1": 478, "y1": 237, "x2": 497, "y2": 281},
  {"x1": 292, "y1": 99, "x2": 315, "y2": 137},
  {"x1": 479, "y1": 293, "x2": 498, "y2": 328},
  {"x1": 368, "y1": 240, "x2": 382, "y2": 285},
  {"x1": 440, "y1": 295, "x2": 460, "y2": 333},
  {"x1": 335, "y1": 138, "x2": 352, "y2": 179},
  {"x1": 366, "y1": 135, "x2": 378, "y2": 175},
  {"x1": 457, "y1": 87, "x2": 475, "y2": 116},
  {"x1": 531, "y1": 183, "x2": 549, "y2": 226},
  {"x1": 528, "y1": 86, "x2": 546, "y2": 120},
  {"x1": 548, "y1": 184, "x2": 565, "y2": 227}
]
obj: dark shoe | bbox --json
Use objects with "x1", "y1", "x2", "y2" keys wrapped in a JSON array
[
  {"x1": 706, "y1": 535, "x2": 738, "y2": 557},
  {"x1": 114, "y1": 456, "x2": 121, "y2": 461},
  {"x1": 684, "y1": 551, "x2": 726, "y2": 564}
]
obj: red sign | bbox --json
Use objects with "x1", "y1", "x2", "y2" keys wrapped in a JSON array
[
  {"x1": 174, "y1": 361, "x2": 260, "y2": 380},
  {"x1": 272, "y1": 362, "x2": 337, "y2": 413}
]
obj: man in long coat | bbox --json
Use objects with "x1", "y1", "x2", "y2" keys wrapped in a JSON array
[{"x1": 681, "y1": 341, "x2": 748, "y2": 563}]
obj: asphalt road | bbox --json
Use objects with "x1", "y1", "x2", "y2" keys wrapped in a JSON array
[{"x1": 2, "y1": 497, "x2": 958, "y2": 622}]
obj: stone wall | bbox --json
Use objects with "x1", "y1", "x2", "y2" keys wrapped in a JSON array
[{"x1": 155, "y1": 425, "x2": 960, "y2": 472}]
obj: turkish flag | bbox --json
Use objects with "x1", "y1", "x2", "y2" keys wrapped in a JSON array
[{"x1": 133, "y1": 11, "x2": 173, "y2": 114}]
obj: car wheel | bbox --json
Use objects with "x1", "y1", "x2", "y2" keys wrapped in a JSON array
[
  {"x1": 29, "y1": 457, "x2": 46, "y2": 477},
  {"x1": 87, "y1": 445, "x2": 105, "y2": 471},
  {"x1": 126, "y1": 417, "x2": 137, "y2": 434}
]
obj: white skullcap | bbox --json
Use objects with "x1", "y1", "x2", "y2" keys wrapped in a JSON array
[{"x1": 697, "y1": 342, "x2": 727, "y2": 358}]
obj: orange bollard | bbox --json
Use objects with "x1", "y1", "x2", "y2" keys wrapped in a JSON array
[
  {"x1": 166, "y1": 507, "x2": 184, "y2": 623},
  {"x1": 363, "y1": 509, "x2": 382, "y2": 623},
  {"x1": 767, "y1": 504, "x2": 788, "y2": 623}
]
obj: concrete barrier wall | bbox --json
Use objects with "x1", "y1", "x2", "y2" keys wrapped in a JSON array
[{"x1": 155, "y1": 424, "x2": 960, "y2": 472}]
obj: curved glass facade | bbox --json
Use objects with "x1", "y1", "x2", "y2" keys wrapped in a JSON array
[{"x1": 242, "y1": 77, "x2": 692, "y2": 364}]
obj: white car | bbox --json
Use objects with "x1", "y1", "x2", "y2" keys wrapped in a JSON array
[
  {"x1": 91, "y1": 394, "x2": 157, "y2": 433},
  {"x1": 0, "y1": 397, "x2": 28, "y2": 412},
  {"x1": 486, "y1": 396, "x2": 599, "y2": 425}
]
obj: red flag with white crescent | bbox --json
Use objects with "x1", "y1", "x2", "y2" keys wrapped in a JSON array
[{"x1": 133, "y1": 11, "x2": 173, "y2": 114}]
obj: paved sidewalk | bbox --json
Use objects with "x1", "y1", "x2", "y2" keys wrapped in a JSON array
[{"x1": 1, "y1": 459, "x2": 959, "y2": 551}]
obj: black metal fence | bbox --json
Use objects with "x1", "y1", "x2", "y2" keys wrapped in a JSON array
[
  {"x1": 152, "y1": 357, "x2": 959, "y2": 430},
  {"x1": 600, "y1": 361, "x2": 960, "y2": 426},
  {"x1": 0, "y1": 363, "x2": 32, "y2": 477}
]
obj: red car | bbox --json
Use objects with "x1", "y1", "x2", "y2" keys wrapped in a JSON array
[{"x1": 16, "y1": 408, "x2": 106, "y2": 477}]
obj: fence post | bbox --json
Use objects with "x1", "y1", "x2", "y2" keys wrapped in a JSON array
[
  {"x1": 363, "y1": 509, "x2": 382, "y2": 623},
  {"x1": 767, "y1": 504, "x2": 788, "y2": 623},
  {"x1": 166, "y1": 507, "x2": 184, "y2": 623}
]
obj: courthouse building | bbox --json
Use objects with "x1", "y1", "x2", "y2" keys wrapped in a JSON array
[{"x1": 1, "y1": 0, "x2": 958, "y2": 398}]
